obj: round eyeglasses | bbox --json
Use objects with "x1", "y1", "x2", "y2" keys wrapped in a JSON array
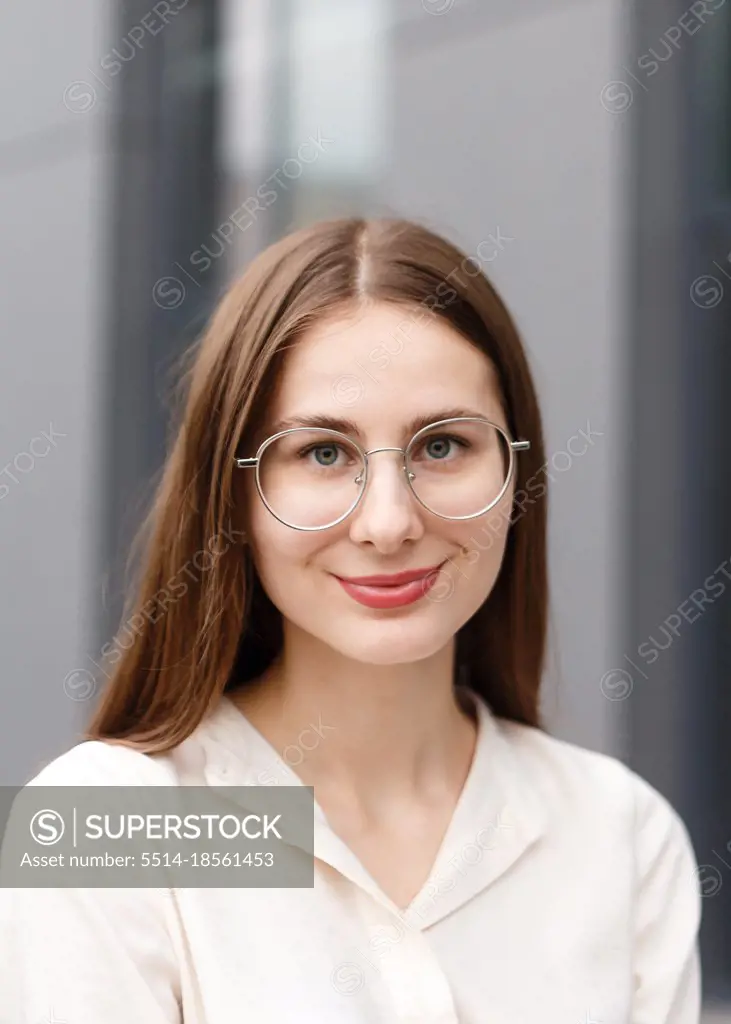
[{"x1": 234, "y1": 417, "x2": 530, "y2": 532}]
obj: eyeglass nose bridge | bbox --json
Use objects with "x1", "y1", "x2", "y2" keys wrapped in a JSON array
[{"x1": 354, "y1": 445, "x2": 415, "y2": 485}]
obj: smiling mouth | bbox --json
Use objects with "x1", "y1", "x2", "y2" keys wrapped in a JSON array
[{"x1": 333, "y1": 561, "x2": 447, "y2": 609}]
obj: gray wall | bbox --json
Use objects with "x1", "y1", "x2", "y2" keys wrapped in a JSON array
[{"x1": 0, "y1": 0, "x2": 113, "y2": 784}]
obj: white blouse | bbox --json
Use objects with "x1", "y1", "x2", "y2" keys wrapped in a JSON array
[{"x1": 0, "y1": 691, "x2": 701, "y2": 1023}]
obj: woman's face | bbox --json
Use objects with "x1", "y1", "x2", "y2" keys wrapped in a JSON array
[{"x1": 242, "y1": 301, "x2": 516, "y2": 666}]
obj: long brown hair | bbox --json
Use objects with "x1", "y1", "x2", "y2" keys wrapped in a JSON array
[{"x1": 85, "y1": 217, "x2": 548, "y2": 753}]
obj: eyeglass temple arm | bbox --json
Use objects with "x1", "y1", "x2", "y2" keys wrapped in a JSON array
[{"x1": 511, "y1": 440, "x2": 530, "y2": 451}]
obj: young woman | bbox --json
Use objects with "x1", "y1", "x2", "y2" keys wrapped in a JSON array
[{"x1": 1, "y1": 218, "x2": 700, "y2": 1022}]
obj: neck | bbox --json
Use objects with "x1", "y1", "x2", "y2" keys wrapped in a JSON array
[{"x1": 229, "y1": 624, "x2": 477, "y2": 814}]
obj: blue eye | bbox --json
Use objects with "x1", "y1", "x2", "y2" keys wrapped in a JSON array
[
  {"x1": 299, "y1": 443, "x2": 347, "y2": 467},
  {"x1": 416, "y1": 434, "x2": 470, "y2": 461},
  {"x1": 313, "y1": 446, "x2": 339, "y2": 466},
  {"x1": 425, "y1": 438, "x2": 452, "y2": 459}
]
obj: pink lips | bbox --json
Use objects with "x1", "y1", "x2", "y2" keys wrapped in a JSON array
[{"x1": 333, "y1": 563, "x2": 446, "y2": 609}]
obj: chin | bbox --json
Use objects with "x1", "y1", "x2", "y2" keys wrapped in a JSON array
[{"x1": 318, "y1": 616, "x2": 455, "y2": 666}]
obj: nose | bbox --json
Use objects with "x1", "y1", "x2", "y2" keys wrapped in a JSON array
[{"x1": 347, "y1": 448, "x2": 425, "y2": 552}]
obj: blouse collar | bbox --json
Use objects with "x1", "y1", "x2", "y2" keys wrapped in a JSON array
[{"x1": 194, "y1": 688, "x2": 548, "y2": 927}]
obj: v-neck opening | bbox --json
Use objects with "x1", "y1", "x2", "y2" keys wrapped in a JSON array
[{"x1": 202, "y1": 689, "x2": 509, "y2": 916}]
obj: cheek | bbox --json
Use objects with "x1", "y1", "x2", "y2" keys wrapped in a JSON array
[
  {"x1": 247, "y1": 504, "x2": 329, "y2": 597},
  {"x1": 456, "y1": 490, "x2": 514, "y2": 584}
]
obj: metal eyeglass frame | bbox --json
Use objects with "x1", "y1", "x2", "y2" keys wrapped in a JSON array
[{"x1": 233, "y1": 416, "x2": 531, "y2": 532}]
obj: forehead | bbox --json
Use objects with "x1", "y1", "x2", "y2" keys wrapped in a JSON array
[{"x1": 267, "y1": 302, "x2": 506, "y2": 434}]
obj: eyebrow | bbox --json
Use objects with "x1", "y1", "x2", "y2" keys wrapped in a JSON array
[{"x1": 267, "y1": 407, "x2": 494, "y2": 440}]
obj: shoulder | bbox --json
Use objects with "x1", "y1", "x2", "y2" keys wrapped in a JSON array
[
  {"x1": 24, "y1": 738, "x2": 178, "y2": 787},
  {"x1": 23, "y1": 697, "x2": 246, "y2": 789},
  {"x1": 495, "y1": 715, "x2": 697, "y2": 859}
]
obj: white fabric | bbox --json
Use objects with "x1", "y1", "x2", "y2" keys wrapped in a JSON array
[{"x1": 0, "y1": 692, "x2": 702, "y2": 1023}]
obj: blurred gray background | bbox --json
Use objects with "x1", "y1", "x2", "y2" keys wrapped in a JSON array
[{"x1": 1, "y1": 0, "x2": 730, "y2": 1011}]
